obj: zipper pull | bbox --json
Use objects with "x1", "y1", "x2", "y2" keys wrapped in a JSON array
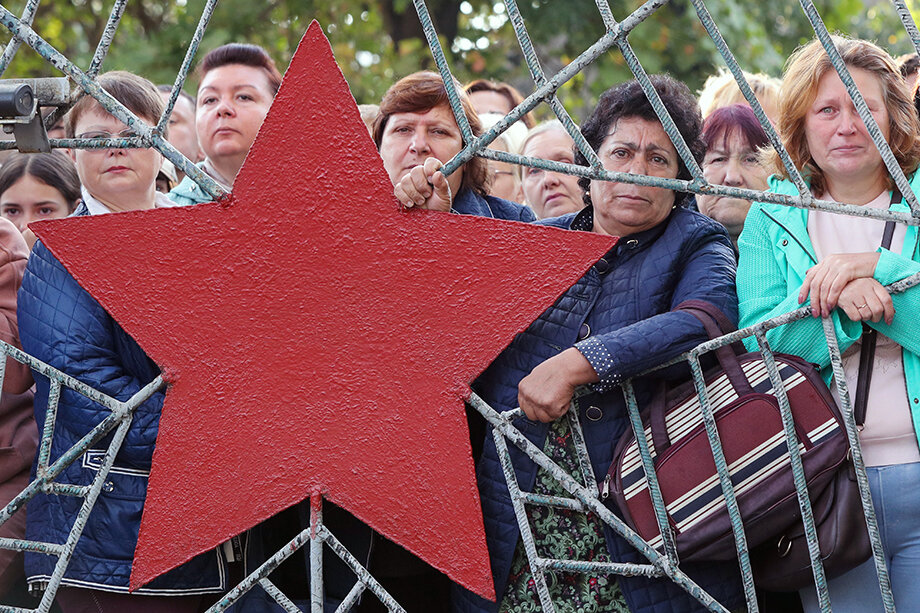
[{"x1": 601, "y1": 474, "x2": 611, "y2": 500}]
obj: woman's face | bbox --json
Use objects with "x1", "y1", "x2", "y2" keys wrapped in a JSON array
[
  {"x1": 590, "y1": 116, "x2": 679, "y2": 237},
  {"x1": 196, "y1": 64, "x2": 274, "y2": 165},
  {"x1": 521, "y1": 129, "x2": 584, "y2": 219},
  {"x1": 804, "y1": 66, "x2": 890, "y2": 196},
  {"x1": 468, "y1": 90, "x2": 513, "y2": 117},
  {"x1": 698, "y1": 128, "x2": 768, "y2": 238},
  {"x1": 0, "y1": 174, "x2": 72, "y2": 232},
  {"x1": 378, "y1": 104, "x2": 465, "y2": 197},
  {"x1": 70, "y1": 107, "x2": 162, "y2": 206},
  {"x1": 486, "y1": 138, "x2": 524, "y2": 203}
]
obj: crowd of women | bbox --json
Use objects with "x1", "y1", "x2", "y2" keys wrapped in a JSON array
[{"x1": 0, "y1": 29, "x2": 916, "y2": 613}]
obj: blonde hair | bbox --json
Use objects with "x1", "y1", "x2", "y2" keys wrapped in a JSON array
[
  {"x1": 698, "y1": 68, "x2": 780, "y2": 119},
  {"x1": 768, "y1": 35, "x2": 920, "y2": 196}
]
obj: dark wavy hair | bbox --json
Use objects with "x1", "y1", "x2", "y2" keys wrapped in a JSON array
[{"x1": 575, "y1": 74, "x2": 704, "y2": 208}]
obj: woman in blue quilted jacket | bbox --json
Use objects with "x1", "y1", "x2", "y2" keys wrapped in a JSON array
[
  {"x1": 17, "y1": 71, "x2": 225, "y2": 612},
  {"x1": 451, "y1": 75, "x2": 744, "y2": 613}
]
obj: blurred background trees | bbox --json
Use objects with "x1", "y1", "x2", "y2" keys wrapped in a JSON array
[{"x1": 2, "y1": 0, "x2": 917, "y2": 121}]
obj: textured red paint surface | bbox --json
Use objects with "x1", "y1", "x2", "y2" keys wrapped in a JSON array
[{"x1": 31, "y1": 22, "x2": 615, "y2": 600}]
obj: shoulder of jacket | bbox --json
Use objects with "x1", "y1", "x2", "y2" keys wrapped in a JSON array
[
  {"x1": 534, "y1": 212, "x2": 578, "y2": 229},
  {"x1": 483, "y1": 194, "x2": 534, "y2": 221},
  {"x1": 0, "y1": 217, "x2": 27, "y2": 264}
]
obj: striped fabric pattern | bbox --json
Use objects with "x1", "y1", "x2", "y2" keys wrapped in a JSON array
[{"x1": 617, "y1": 358, "x2": 842, "y2": 551}]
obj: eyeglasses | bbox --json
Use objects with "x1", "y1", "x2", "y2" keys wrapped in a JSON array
[{"x1": 75, "y1": 128, "x2": 140, "y2": 140}]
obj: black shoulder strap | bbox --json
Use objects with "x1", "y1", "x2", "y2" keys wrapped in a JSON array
[{"x1": 853, "y1": 189, "x2": 900, "y2": 425}]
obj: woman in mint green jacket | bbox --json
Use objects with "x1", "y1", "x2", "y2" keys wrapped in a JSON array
[{"x1": 737, "y1": 37, "x2": 920, "y2": 612}]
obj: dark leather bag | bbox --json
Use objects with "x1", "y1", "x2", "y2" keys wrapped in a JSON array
[
  {"x1": 604, "y1": 300, "x2": 850, "y2": 564},
  {"x1": 750, "y1": 453, "x2": 868, "y2": 590}
]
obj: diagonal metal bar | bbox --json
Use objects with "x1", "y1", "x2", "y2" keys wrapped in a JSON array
[
  {"x1": 86, "y1": 0, "x2": 128, "y2": 78},
  {"x1": 35, "y1": 379, "x2": 60, "y2": 474},
  {"x1": 471, "y1": 393, "x2": 730, "y2": 612},
  {"x1": 493, "y1": 429, "x2": 558, "y2": 612},
  {"x1": 0, "y1": 6, "x2": 226, "y2": 200},
  {"x1": 259, "y1": 578, "x2": 302, "y2": 613},
  {"x1": 799, "y1": 0, "x2": 920, "y2": 216},
  {"x1": 752, "y1": 332, "x2": 828, "y2": 610},
  {"x1": 499, "y1": 0, "x2": 598, "y2": 170},
  {"x1": 891, "y1": 0, "x2": 920, "y2": 58},
  {"x1": 0, "y1": 0, "x2": 40, "y2": 77},
  {"x1": 411, "y1": 0, "x2": 474, "y2": 144},
  {"x1": 686, "y1": 356, "x2": 759, "y2": 612},
  {"x1": 566, "y1": 402, "x2": 596, "y2": 490},
  {"x1": 819, "y1": 318, "x2": 895, "y2": 612},
  {"x1": 34, "y1": 416, "x2": 133, "y2": 613},
  {"x1": 613, "y1": 38, "x2": 705, "y2": 184},
  {"x1": 335, "y1": 581, "x2": 366, "y2": 613},
  {"x1": 319, "y1": 527, "x2": 407, "y2": 612},
  {"x1": 156, "y1": 0, "x2": 220, "y2": 137},
  {"x1": 618, "y1": 381, "x2": 679, "y2": 565},
  {"x1": 688, "y1": 0, "x2": 811, "y2": 200},
  {"x1": 440, "y1": 28, "x2": 620, "y2": 176}
]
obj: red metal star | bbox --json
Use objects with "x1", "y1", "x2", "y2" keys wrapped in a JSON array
[{"x1": 32, "y1": 22, "x2": 614, "y2": 600}]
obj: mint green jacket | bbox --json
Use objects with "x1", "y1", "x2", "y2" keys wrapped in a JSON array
[{"x1": 737, "y1": 174, "x2": 920, "y2": 449}]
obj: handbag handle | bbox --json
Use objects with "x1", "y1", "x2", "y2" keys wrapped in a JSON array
[
  {"x1": 676, "y1": 300, "x2": 754, "y2": 397},
  {"x1": 648, "y1": 301, "x2": 753, "y2": 455}
]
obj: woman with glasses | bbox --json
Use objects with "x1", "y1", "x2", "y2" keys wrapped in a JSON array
[{"x1": 17, "y1": 71, "x2": 226, "y2": 612}]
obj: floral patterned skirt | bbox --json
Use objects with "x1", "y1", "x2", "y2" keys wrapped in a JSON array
[{"x1": 499, "y1": 417, "x2": 630, "y2": 613}]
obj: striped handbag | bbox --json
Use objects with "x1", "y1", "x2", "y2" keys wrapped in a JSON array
[{"x1": 604, "y1": 301, "x2": 849, "y2": 562}]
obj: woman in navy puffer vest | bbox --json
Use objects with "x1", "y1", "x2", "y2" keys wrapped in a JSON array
[{"x1": 454, "y1": 76, "x2": 744, "y2": 613}]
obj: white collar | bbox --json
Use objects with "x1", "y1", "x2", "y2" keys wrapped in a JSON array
[{"x1": 80, "y1": 186, "x2": 178, "y2": 215}]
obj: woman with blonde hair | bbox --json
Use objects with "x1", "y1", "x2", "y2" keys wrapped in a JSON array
[
  {"x1": 698, "y1": 67, "x2": 781, "y2": 127},
  {"x1": 737, "y1": 36, "x2": 920, "y2": 611}
]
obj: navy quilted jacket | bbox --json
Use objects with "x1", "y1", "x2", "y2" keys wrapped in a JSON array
[
  {"x1": 18, "y1": 210, "x2": 225, "y2": 594},
  {"x1": 451, "y1": 188, "x2": 536, "y2": 221},
  {"x1": 454, "y1": 206, "x2": 744, "y2": 613}
]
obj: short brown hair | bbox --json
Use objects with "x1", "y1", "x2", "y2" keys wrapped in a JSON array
[
  {"x1": 65, "y1": 70, "x2": 164, "y2": 138},
  {"x1": 197, "y1": 43, "x2": 283, "y2": 96},
  {"x1": 770, "y1": 36, "x2": 920, "y2": 196},
  {"x1": 464, "y1": 78, "x2": 536, "y2": 128},
  {"x1": 373, "y1": 71, "x2": 490, "y2": 196}
]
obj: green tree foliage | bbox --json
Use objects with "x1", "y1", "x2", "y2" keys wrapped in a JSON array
[{"x1": 2, "y1": 0, "x2": 918, "y2": 122}]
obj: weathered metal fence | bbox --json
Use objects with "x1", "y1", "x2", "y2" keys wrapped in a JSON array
[{"x1": 0, "y1": 0, "x2": 919, "y2": 611}]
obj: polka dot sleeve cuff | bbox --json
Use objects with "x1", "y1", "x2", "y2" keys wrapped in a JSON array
[{"x1": 575, "y1": 337, "x2": 621, "y2": 392}]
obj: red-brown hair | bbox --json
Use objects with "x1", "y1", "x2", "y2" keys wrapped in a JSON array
[{"x1": 373, "y1": 71, "x2": 489, "y2": 196}]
